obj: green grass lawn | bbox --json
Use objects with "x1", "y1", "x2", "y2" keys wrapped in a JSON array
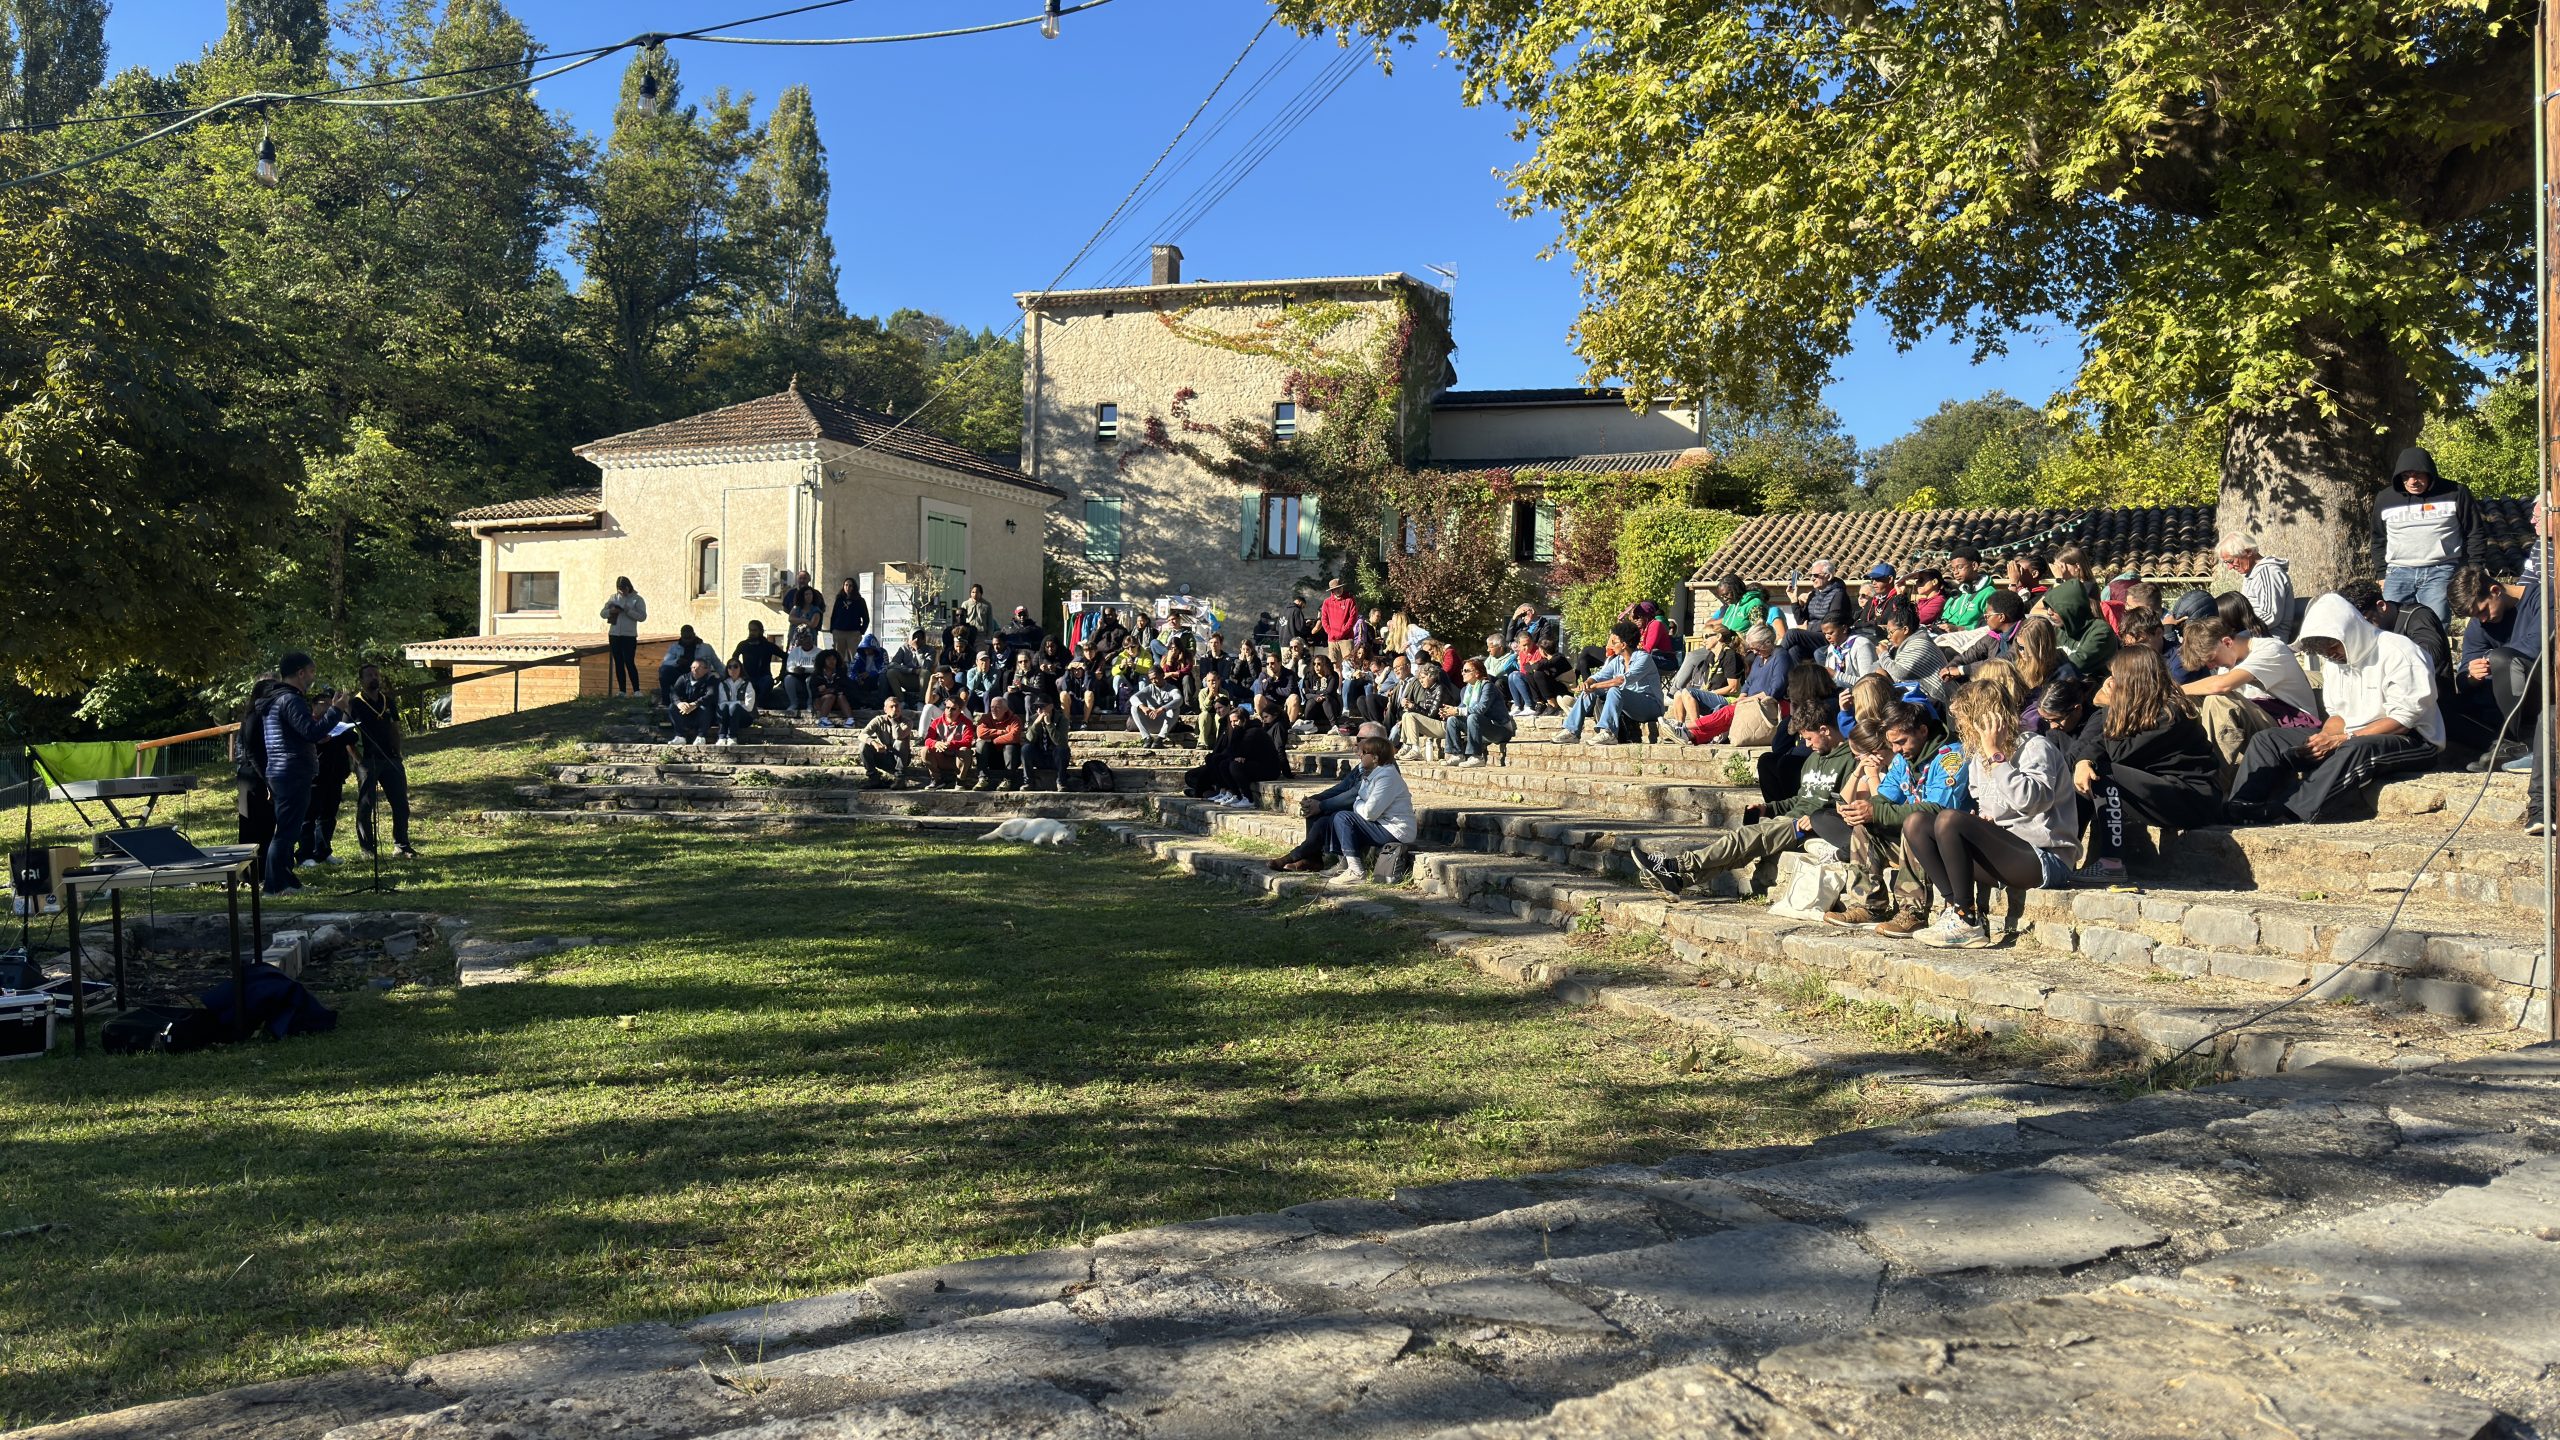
[{"x1": 0, "y1": 701, "x2": 1915, "y2": 1427}]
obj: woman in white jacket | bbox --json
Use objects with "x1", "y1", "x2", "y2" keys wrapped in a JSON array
[
  {"x1": 1902, "y1": 682, "x2": 2080, "y2": 948},
  {"x1": 1329, "y1": 736, "x2": 1417, "y2": 887}
]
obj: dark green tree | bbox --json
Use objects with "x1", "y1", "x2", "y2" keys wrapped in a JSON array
[
  {"x1": 572, "y1": 47, "x2": 757, "y2": 419},
  {"x1": 731, "y1": 83, "x2": 838, "y2": 330},
  {"x1": 8, "y1": 0, "x2": 107, "y2": 129},
  {"x1": 224, "y1": 0, "x2": 326, "y2": 67},
  {"x1": 1860, "y1": 394, "x2": 2050, "y2": 510}
]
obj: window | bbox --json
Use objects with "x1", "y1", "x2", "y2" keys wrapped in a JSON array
[
  {"x1": 1401, "y1": 513, "x2": 1422, "y2": 556},
  {"x1": 505, "y1": 571, "x2": 559, "y2": 613},
  {"x1": 1083, "y1": 496, "x2": 1124, "y2": 564},
  {"x1": 1262, "y1": 494, "x2": 1302, "y2": 558},
  {"x1": 1241, "y1": 492, "x2": 1317, "y2": 560},
  {"x1": 694, "y1": 537, "x2": 719, "y2": 597},
  {"x1": 1096, "y1": 403, "x2": 1119, "y2": 443},
  {"x1": 1511, "y1": 498, "x2": 1558, "y2": 564},
  {"x1": 1273, "y1": 401, "x2": 1297, "y2": 440}
]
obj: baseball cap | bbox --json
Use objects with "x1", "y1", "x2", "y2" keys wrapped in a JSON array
[{"x1": 1866, "y1": 563, "x2": 1896, "y2": 581}]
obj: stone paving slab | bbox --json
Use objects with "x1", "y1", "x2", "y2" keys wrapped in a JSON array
[
  {"x1": 1536, "y1": 1224, "x2": 1885, "y2": 1352},
  {"x1": 401, "y1": 1323, "x2": 701, "y2": 1397},
  {"x1": 4, "y1": 1369, "x2": 434, "y2": 1440},
  {"x1": 1413, "y1": 1363, "x2": 1824, "y2": 1440},
  {"x1": 690, "y1": 1378, "x2": 1126, "y2": 1439},
  {"x1": 323, "y1": 1370, "x2": 866, "y2": 1440},
  {"x1": 1845, "y1": 1170, "x2": 2165, "y2": 1274},
  {"x1": 754, "y1": 1302, "x2": 1106, "y2": 1386},
  {"x1": 1090, "y1": 1315, "x2": 1533, "y2": 1440}
]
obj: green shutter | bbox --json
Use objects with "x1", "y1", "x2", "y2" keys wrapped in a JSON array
[
  {"x1": 1084, "y1": 497, "x2": 1122, "y2": 563},
  {"x1": 1533, "y1": 501, "x2": 1556, "y2": 562},
  {"x1": 1299, "y1": 494, "x2": 1321, "y2": 561},
  {"x1": 1241, "y1": 495, "x2": 1260, "y2": 560}
]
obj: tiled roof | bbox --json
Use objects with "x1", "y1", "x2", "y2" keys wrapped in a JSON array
[
  {"x1": 1431, "y1": 387, "x2": 1629, "y2": 408},
  {"x1": 450, "y1": 490, "x2": 605, "y2": 528},
  {"x1": 575, "y1": 385, "x2": 1055, "y2": 496},
  {"x1": 1017, "y1": 273, "x2": 1430, "y2": 307},
  {"x1": 1692, "y1": 500, "x2": 2548, "y2": 588},
  {"x1": 402, "y1": 632, "x2": 632, "y2": 662},
  {"x1": 1425, "y1": 448, "x2": 1710, "y2": 477}
]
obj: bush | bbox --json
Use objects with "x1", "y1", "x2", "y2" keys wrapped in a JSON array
[{"x1": 1561, "y1": 503, "x2": 1743, "y2": 646}]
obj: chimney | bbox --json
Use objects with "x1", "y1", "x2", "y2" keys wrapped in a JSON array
[{"x1": 1151, "y1": 244, "x2": 1183, "y2": 286}]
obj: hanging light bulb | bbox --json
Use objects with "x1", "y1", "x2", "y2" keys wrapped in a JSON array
[
  {"x1": 253, "y1": 123, "x2": 278, "y2": 189},
  {"x1": 637, "y1": 67, "x2": 660, "y2": 116},
  {"x1": 1041, "y1": 0, "x2": 1061, "y2": 39}
]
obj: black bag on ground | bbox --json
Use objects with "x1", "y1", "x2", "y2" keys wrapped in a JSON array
[
  {"x1": 1080, "y1": 759, "x2": 1116, "y2": 793},
  {"x1": 190, "y1": 961, "x2": 339, "y2": 1046},
  {"x1": 102, "y1": 1003, "x2": 203, "y2": 1055}
]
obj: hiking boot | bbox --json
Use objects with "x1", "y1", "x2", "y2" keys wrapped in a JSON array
[
  {"x1": 1625, "y1": 842, "x2": 1688, "y2": 898},
  {"x1": 1822, "y1": 904, "x2": 1887, "y2": 930},
  {"x1": 1874, "y1": 909, "x2": 1928, "y2": 940}
]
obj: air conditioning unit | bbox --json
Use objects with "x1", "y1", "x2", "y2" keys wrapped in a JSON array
[{"x1": 738, "y1": 563, "x2": 774, "y2": 599}]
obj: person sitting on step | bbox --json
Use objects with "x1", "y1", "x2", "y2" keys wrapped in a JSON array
[
  {"x1": 1626, "y1": 705, "x2": 1860, "y2": 899},
  {"x1": 1557, "y1": 621, "x2": 1666, "y2": 746},
  {"x1": 1024, "y1": 694, "x2": 1074, "y2": 789},
  {"x1": 1824, "y1": 700, "x2": 1971, "y2": 935},
  {"x1": 1129, "y1": 667, "x2": 1182, "y2": 746},
  {"x1": 1324, "y1": 736, "x2": 1417, "y2": 888},
  {"x1": 2050, "y1": 650, "x2": 2222, "y2": 879},
  {"x1": 1682, "y1": 623, "x2": 1787, "y2": 745},
  {"x1": 973, "y1": 697, "x2": 1026, "y2": 791},
  {"x1": 668, "y1": 657, "x2": 719, "y2": 745},
  {"x1": 2224, "y1": 593, "x2": 2445, "y2": 825},
  {"x1": 921, "y1": 701, "x2": 977, "y2": 789},
  {"x1": 1396, "y1": 659, "x2": 1454, "y2": 759},
  {"x1": 714, "y1": 659, "x2": 758, "y2": 746},
  {"x1": 780, "y1": 626, "x2": 821, "y2": 719},
  {"x1": 811, "y1": 649, "x2": 856, "y2": 727},
  {"x1": 1901, "y1": 681, "x2": 2079, "y2": 949},
  {"x1": 1443, "y1": 656, "x2": 1511, "y2": 767},
  {"x1": 859, "y1": 696, "x2": 916, "y2": 788},
  {"x1": 1664, "y1": 620, "x2": 1746, "y2": 731},
  {"x1": 2449, "y1": 562, "x2": 2544, "y2": 772},
  {"x1": 1269, "y1": 723, "x2": 1392, "y2": 871},
  {"x1": 2177, "y1": 613, "x2": 2323, "y2": 783}
]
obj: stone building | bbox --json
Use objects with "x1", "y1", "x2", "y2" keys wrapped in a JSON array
[
  {"x1": 407, "y1": 383, "x2": 1055, "y2": 721},
  {"x1": 1020, "y1": 245, "x2": 1705, "y2": 626}
]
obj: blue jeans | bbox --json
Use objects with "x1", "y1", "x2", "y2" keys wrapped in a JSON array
[
  {"x1": 1329, "y1": 809, "x2": 1395, "y2": 859},
  {"x1": 1443, "y1": 712, "x2": 1493, "y2": 757},
  {"x1": 2384, "y1": 563, "x2": 2455, "y2": 623},
  {"x1": 1562, "y1": 688, "x2": 1658, "y2": 738},
  {"x1": 1506, "y1": 673, "x2": 1533, "y2": 709}
]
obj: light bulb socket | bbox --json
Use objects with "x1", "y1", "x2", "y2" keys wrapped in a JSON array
[
  {"x1": 1042, "y1": 0, "x2": 1061, "y2": 38},
  {"x1": 252, "y1": 134, "x2": 278, "y2": 189}
]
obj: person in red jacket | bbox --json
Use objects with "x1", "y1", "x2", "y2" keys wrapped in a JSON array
[
  {"x1": 1319, "y1": 577, "x2": 1360, "y2": 665},
  {"x1": 922, "y1": 705, "x2": 978, "y2": 789}
]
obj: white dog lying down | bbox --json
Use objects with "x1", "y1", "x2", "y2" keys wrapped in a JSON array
[{"x1": 979, "y1": 817, "x2": 1078, "y2": 846}]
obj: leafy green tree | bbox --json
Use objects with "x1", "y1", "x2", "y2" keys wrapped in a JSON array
[
  {"x1": 1862, "y1": 394, "x2": 2048, "y2": 510},
  {"x1": 0, "y1": 172, "x2": 289, "y2": 691},
  {"x1": 1277, "y1": 0, "x2": 2534, "y2": 589},
  {"x1": 223, "y1": 0, "x2": 326, "y2": 67},
  {"x1": 1560, "y1": 501, "x2": 1742, "y2": 644},
  {"x1": 8, "y1": 0, "x2": 106, "y2": 128},
  {"x1": 1691, "y1": 397, "x2": 1856, "y2": 514},
  {"x1": 731, "y1": 83, "x2": 838, "y2": 330},
  {"x1": 2419, "y1": 369, "x2": 2537, "y2": 500},
  {"x1": 572, "y1": 47, "x2": 758, "y2": 419}
]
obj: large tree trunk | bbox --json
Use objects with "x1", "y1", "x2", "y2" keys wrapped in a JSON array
[{"x1": 2217, "y1": 324, "x2": 2424, "y2": 598}]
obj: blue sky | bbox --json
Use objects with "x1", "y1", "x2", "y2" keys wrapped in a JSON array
[{"x1": 99, "y1": 0, "x2": 2077, "y2": 451}]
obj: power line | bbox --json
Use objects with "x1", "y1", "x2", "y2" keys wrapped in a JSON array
[
  {"x1": 0, "y1": 0, "x2": 1115, "y2": 190},
  {"x1": 828, "y1": 13, "x2": 1278, "y2": 462}
]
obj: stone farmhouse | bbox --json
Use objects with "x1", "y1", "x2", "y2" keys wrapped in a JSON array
[{"x1": 409, "y1": 244, "x2": 1703, "y2": 717}]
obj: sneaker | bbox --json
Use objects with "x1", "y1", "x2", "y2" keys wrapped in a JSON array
[
  {"x1": 1207, "y1": 791, "x2": 1238, "y2": 806},
  {"x1": 1328, "y1": 859, "x2": 1368, "y2": 888},
  {"x1": 1823, "y1": 904, "x2": 1888, "y2": 930},
  {"x1": 1000, "y1": 779, "x2": 1022, "y2": 793},
  {"x1": 1625, "y1": 842, "x2": 1688, "y2": 898},
  {"x1": 2528, "y1": 819, "x2": 2550, "y2": 837},
  {"x1": 1921, "y1": 912, "x2": 1992, "y2": 949},
  {"x1": 1584, "y1": 732, "x2": 1618, "y2": 747},
  {"x1": 1874, "y1": 909, "x2": 1928, "y2": 939},
  {"x1": 2469, "y1": 741, "x2": 2528, "y2": 772},
  {"x1": 2504, "y1": 749, "x2": 2537, "y2": 773}
]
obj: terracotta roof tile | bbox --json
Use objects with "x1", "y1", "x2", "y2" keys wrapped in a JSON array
[
  {"x1": 1693, "y1": 501, "x2": 2546, "y2": 589},
  {"x1": 1432, "y1": 387, "x2": 1629, "y2": 408},
  {"x1": 576, "y1": 386, "x2": 1054, "y2": 496},
  {"x1": 451, "y1": 490, "x2": 604, "y2": 526},
  {"x1": 1425, "y1": 448, "x2": 1708, "y2": 477}
]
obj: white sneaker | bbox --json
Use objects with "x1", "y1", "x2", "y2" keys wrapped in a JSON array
[
  {"x1": 1584, "y1": 732, "x2": 1618, "y2": 747},
  {"x1": 1224, "y1": 794, "x2": 1257, "y2": 808},
  {"x1": 1328, "y1": 859, "x2": 1367, "y2": 888},
  {"x1": 1921, "y1": 912, "x2": 1991, "y2": 949}
]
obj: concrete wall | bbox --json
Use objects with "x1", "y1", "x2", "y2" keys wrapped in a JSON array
[
  {"x1": 1024, "y1": 286, "x2": 1427, "y2": 626},
  {"x1": 451, "y1": 652, "x2": 612, "y2": 725},
  {"x1": 478, "y1": 449, "x2": 1051, "y2": 657},
  {"x1": 1428, "y1": 403, "x2": 1701, "y2": 462}
]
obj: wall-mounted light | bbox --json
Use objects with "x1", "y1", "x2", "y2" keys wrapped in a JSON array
[{"x1": 1005, "y1": 519, "x2": 1018, "y2": 534}]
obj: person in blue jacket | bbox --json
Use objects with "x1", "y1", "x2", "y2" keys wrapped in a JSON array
[{"x1": 258, "y1": 652, "x2": 346, "y2": 894}]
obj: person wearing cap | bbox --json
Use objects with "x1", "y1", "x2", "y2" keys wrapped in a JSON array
[
  {"x1": 1319, "y1": 578, "x2": 1360, "y2": 665},
  {"x1": 1799, "y1": 560, "x2": 1852, "y2": 632},
  {"x1": 1855, "y1": 563, "x2": 1900, "y2": 635},
  {"x1": 2372, "y1": 446, "x2": 2478, "y2": 628}
]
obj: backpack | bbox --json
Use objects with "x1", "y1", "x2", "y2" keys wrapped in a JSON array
[{"x1": 1080, "y1": 759, "x2": 1117, "y2": 793}]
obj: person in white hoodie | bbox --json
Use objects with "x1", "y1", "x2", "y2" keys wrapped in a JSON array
[
  {"x1": 1328, "y1": 736, "x2": 1417, "y2": 888},
  {"x1": 1902, "y1": 682, "x2": 2080, "y2": 949},
  {"x1": 2225, "y1": 593, "x2": 2444, "y2": 824}
]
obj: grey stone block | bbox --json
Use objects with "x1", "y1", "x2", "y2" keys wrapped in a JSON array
[
  {"x1": 1382, "y1": 1276, "x2": 1616, "y2": 1335},
  {"x1": 1847, "y1": 1170, "x2": 2165, "y2": 1273},
  {"x1": 1094, "y1": 1315, "x2": 1531, "y2": 1440},
  {"x1": 2178, "y1": 904, "x2": 2259, "y2": 949},
  {"x1": 2151, "y1": 943, "x2": 2213, "y2": 977},
  {"x1": 403, "y1": 1322, "x2": 702, "y2": 1397},
  {"x1": 1414, "y1": 1362, "x2": 1808, "y2": 1440},
  {"x1": 1382, "y1": 1195, "x2": 1675, "y2": 1286},
  {"x1": 2078, "y1": 927, "x2": 2156, "y2": 968},
  {"x1": 1387, "y1": 1178, "x2": 1541, "y2": 1224},
  {"x1": 1216, "y1": 1240, "x2": 1411, "y2": 1292},
  {"x1": 1538, "y1": 1224, "x2": 1884, "y2": 1349},
  {"x1": 759, "y1": 1301, "x2": 1104, "y2": 1384},
  {"x1": 864, "y1": 1249, "x2": 1093, "y2": 1327},
  {"x1": 2255, "y1": 912, "x2": 2322, "y2": 957},
  {"x1": 690, "y1": 1377, "x2": 1123, "y2": 1439},
  {"x1": 689, "y1": 1291, "x2": 893, "y2": 1352},
  {"x1": 2204, "y1": 950, "x2": 2312, "y2": 987},
  {"x1": 2399, "y1": 975, "x2": 2507, "y2": 1023}
]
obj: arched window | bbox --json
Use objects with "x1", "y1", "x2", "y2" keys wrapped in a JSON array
[{"x1": 694, "y1": 537, "x2": 720, "y2": 597}]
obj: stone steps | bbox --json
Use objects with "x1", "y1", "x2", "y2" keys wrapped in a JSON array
[
  {"x1": 68, "y1": 1047, "x2": 2560, "y2": 1439},
  {"x1": 495, "y1": 781, "x2": 1148, "y2": 821},
  {"x1": 546, "y1": 760, "x2": 1199, "y2": 793},
  {"x1": 1148, "y1": 793, "x2": 2530, "y2": 1072}
]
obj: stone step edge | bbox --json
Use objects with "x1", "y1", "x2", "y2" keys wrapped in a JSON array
[
  {"x1": 1146, "y1": 799, "x2": 2487, "y2": 1080},
  {"x1": 479, "y1": 810, "x2": 1123, "y2": 834}
]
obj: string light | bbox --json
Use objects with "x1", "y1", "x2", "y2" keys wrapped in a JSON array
[
  {"x1": 252, "y1": 123, "x2": 277, "y2": 188},
  {"x1": 1042, "y1": 0, "x2": 1062, "y2": 39}
]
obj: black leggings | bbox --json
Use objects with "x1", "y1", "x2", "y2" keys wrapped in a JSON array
[{"x1": 1901, "y1": 809, "x2": 2042, "y2": 919}]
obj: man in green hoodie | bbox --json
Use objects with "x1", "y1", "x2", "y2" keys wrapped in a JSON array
[
  {"x1": 1626, "y1": 708, "x2": 1857, "y2": 897},
  {"x1": 1935, "y1": 548, "x2": 1999, "y2": 632}
]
